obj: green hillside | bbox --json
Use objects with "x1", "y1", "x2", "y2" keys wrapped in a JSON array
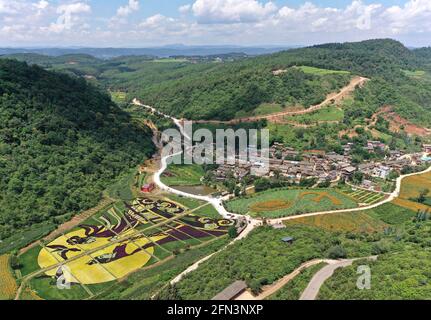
[{"x1": 0, "y1": 60, "x2": 155, "y2": 251}]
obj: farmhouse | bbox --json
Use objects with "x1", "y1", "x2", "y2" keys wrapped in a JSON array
[
  {"x1": 141, "y1": 183, "x2": 155, "y2": 193},
  {"x1": 212, "y1": 281, "x2": 248, "y2": 300}
]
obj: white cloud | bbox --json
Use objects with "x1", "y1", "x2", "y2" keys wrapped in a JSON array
[
  {"x1": 2, "y1": 0, "x2": 431, "y2": 48},
  {"x1": 382, "y1": 0, "x2": 431, "y2": 34},
  {"x1": 179, "y1": 4, "x2": 191, "y2": 14},
  {"x1": 117, "y1": 0, "x2": 139, "y2": 17},
  {"x1": 48, "y1": 2, "x2": 91, "y2": 33},
  {"x1": 34, "y1": 0, "x2": 49, "y2": 10},
  {"x1": 191, "y1": 0, "x2": 277, "y2": 24}
]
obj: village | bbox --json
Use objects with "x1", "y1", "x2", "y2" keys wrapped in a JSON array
[{"x1": 212, "y1": 141, "x2": 431, "y2": 192}]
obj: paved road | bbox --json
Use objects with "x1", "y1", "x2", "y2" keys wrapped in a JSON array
[
  {"x1": 300, "y1": 256, "x2": 378, "y2": 300},
  {"x1": 268, "y1": 165, "x2": 431, "y2": 225}
]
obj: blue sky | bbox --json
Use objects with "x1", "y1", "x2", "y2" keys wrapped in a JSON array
[{"x1": 1, "y1": 0, "x2": 430, "y2": 47}]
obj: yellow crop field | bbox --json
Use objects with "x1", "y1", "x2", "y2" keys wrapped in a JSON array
[
  {"x1": 250, "y1": 200, "x2": 292, "y2": 212},
  {"x1": 392, "y1": 198, "x2": 431, "y2": 212},
  {"x1": 299, "y1": 191, "x2": 343, "y2": 206},
  {"x1": 399, "y1": 172, "x2": 431, "y2": 200},
  {"x1": 285, "y1": 212, "x2": 387, "y2": 233},
  {"x1": 0, "y1": 255, "x2": 18, "y2": 300}
]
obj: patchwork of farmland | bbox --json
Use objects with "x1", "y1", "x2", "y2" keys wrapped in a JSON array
[
  {"x1": 18, "y1": 198, "x2": 234, "y2": 299},
  {"x1": 393, "y1": 171, "x2": 431, "y2": 211},
  {"x1": 225, "y1": 188, "x2": 358, "y2": 218}
]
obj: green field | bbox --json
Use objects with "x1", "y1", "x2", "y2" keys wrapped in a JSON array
[
  {"x1": 288, "y1": 105, "x2": 344, "y2": 124},
  {"x1": 225, "y1": 188, "x2": 358, "y2": 218},
  {"x1": 295, "y1": 66, "x2": 350, "y2": 76},
  {"x1": 161, "y1": 164, "x2": 205, "y2": 186}
]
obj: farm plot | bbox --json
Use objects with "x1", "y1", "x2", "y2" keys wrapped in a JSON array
[
  {"x1": 19, "y1": 198, "x2": 235, "y2": 299},
  {"x1": 0, "y1": 255, "x2": 18, "y2": 300},
  {"x1": 225, "y1": 188, "x2": 358, "y2": 218},
  {"x1": 284, "y1": 212, "x2": 387, "y2": 233},
  {"x1": 391, "y1": 171, "x2": 431, "y2": 211},
  {"x1": 341, "y1": 188, "x2": 386, "y2": 205},
  {"x1": 161, "y1": 164, "x2": 205, "y2": 186}
]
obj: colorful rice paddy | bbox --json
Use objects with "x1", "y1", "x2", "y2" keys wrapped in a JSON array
[
  {"x1": 19, "y1": 198, "x2": 234, "y2": 299},
  {"x1": 225, "y1": 188, "x2": 358, "y2": 218}
]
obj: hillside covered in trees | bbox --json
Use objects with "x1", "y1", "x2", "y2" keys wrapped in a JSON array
[
  {"x1": 0, "y1": 60, "x2": 155, "y2": 245},
  {"x1": 5, "y1": 39, "x2": 431, "y2": 125}
]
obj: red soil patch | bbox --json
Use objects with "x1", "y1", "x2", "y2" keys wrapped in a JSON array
[{"x1": 373, "y1": 106, "x2": 431, "y2": 136}]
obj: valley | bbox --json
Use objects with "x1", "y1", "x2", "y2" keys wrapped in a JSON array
[{"x1": 2, "y1": 38, "x2": 431, "y2": 302}]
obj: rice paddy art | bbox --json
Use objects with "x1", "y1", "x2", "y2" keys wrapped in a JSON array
[{"x1": 37, "y1": 198, "x2": 235, "y2": 285}]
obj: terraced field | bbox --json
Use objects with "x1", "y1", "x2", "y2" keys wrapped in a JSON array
[
  {"x1": 341, "y1": 188, "x2": 387, "y2": 205},
  {"x1": 225, "y1": 188, "x2": 358, "y2": 218}
]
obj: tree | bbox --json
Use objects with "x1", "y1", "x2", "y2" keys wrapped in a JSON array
[
  {"x1": 327, "y1": 245, "x2": 347, "y2": 259},
  {"x1": 228, "y1": 226, "x2": 238, "y2": 239}
]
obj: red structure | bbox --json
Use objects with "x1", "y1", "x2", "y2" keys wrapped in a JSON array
[{"x1": 141, "y1": 183, "x2": 155, "y2": 193}]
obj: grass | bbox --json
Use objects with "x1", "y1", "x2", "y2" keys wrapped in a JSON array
[
  {"x1": 401, "y1": 69, "x2": 428, "y2": 79},
  {"x1": 288, "y1": 105, "x2": 344, "y2": 124},
  {"x1": 0, "y1": 222, "x2": 55, "y2": 255},
  {"x1": 267, "y1": 262, "x2": 327, "y2": 300},
  {"x1": 362, "y1": 203, "x2": 416, "y2": 225},
  {"x1": 252, "y1": 103, "x2": 285, "y2": 116},
  {"x1": 295, "y1": 66, "x2": 350, "y2": 76},
  {"x1": 106, "y1": 168, "x2": 137, "y2": 201},
  {"x1": 167, "y1": 195, "x2": 207, "y2": 210},
  {"x1": 161, "y1": 164, "x2": 205, "y2": 186},
  {"x1": 225, "y1": 188, "x2": 358, "y2": 218},
  {"x1": 18, "y1": 246, "x2": 43, "y2": 277},
  {"x1": 110, "y1": 91, "x2": 127, "y2": 104},
  {"x1": 191, "y1": 204, "x2": 222, "y2": 219}
]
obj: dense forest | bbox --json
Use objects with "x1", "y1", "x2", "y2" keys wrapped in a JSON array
[{"x1": 0, "y1": 60, "x2": 155, "y2": 243}]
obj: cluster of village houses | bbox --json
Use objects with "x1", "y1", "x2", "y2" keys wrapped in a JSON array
[{"x1": 213, "y1": 141, "x2": 431, "y2": 191}]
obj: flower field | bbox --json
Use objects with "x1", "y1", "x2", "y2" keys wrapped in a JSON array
[{"x1": 0, "y1": 255, "x2": 18, "y2": 300}]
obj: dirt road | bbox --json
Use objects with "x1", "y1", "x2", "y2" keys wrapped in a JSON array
[
  {"x1": 189, "y1": 76, "x2": 369, "y2": 125},
  {"x1": 134, "y1": 76, "x2": 369, "y2": 126}
]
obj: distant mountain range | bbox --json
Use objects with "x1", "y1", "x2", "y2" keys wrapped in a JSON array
[{"x1": 0, "y1": 45, "x2": 298, "y2": 59}]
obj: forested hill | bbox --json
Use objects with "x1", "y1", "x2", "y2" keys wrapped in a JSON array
[
  {"x1": 0, "y1": 60, "x2": 155, "y2": 244},
  {"x1": 133, "y1": 39, "x2": 431, "y2": 124}
]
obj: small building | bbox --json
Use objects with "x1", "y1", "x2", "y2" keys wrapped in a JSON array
[
  {"x1": 212, "y1": 281, "x2": 248, "y2": 300},
  {"x1": 141, "y1": 183, "x2": 155, "y2": 193},
  {"x1": 423, "y1": 144, "x2": 431, "y2": 153},
  {"x1": 281, "y1": 237, "x2": 295, "y2": 244}
]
